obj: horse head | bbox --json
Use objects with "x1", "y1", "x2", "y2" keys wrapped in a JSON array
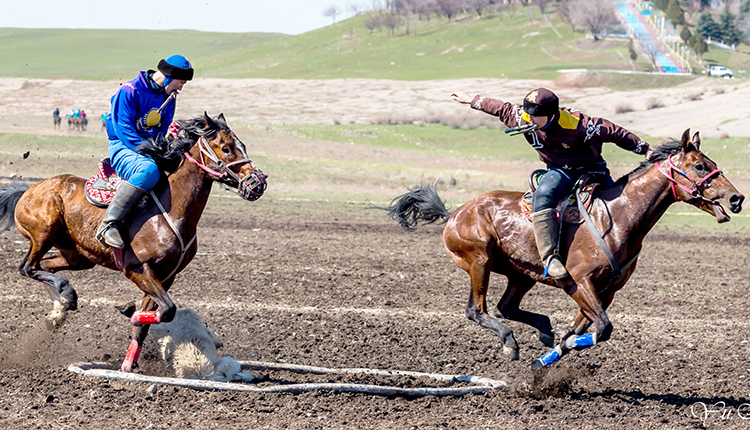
[
  {"x1": 656, "y1": 129, "x2": 744, "y2": 223},
  {"x1": 182, "y1": 112, "x2": 267, "y2": 201}
]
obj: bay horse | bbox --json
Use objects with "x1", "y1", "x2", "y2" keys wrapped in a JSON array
[
  {"x1": 0, "y1": 113, "x2": 267, "y2": 371},
  {"x1": 383, "y1": 130, "x2": 743, "y2": 368},
  {"x1": 53, "y1": 113, "x2": 61, "y2": 129}
]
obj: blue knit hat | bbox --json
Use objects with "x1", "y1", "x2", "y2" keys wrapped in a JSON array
[{"x1": 158, "y1": 55, "x2": 194, "y2": 88}]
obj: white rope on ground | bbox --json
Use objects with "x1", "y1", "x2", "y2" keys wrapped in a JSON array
[{"x1": 68, "y1": 361, "x2": 507, "y2": 396}]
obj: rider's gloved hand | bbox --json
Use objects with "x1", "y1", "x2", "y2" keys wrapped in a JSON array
[{"x1": 168, "y1": 121, "x2": 180, "y2": 140}]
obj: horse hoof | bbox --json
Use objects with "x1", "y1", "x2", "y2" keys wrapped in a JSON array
[
  {"x1": 46, "y1": 301, "x2": 67, "y2": 328},
  {"x1": 60, "y1": 296, "x2": 78, "y2": 311},
  {"x1": 539, "y1": 332, "x2": 555, "y2": 348},
  {"x1": 531, "y1": 359, "x2": 544, "y2": 370},
  {"x1": 503, "y1": 346, "x2": 520, "y2": 360}
]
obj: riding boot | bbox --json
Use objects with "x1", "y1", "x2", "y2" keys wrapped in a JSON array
[
  {"x1": 95, "y1": 181, "x2": 146, "y2": 249},
  {"x1": 531, "y1": 208, "x2": 569, "y2": 280}
]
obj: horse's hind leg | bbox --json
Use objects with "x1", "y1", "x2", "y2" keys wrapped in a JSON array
[
  {"x1": 463, "y1": 258, "x2": 520, "y2": 360},
  {"x1": 494, "y1": 273, "x2": 554, "y2": 347},
  {"x1": 39, "y1": 248, "x2": 96, "y2": 311}
]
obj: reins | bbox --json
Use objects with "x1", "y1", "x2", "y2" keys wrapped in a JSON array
[{"x1": 655, "y1": 154, "x2": 722, "y2": 202}]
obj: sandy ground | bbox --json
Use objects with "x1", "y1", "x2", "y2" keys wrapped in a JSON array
[
  {"x1": 0, "y1": 199, "x2": 749, "y2": 429},
  {"x1": 1, "y1": 74, "x2": 749, "y2": 139}
]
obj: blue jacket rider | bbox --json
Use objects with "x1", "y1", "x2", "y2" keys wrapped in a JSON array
[{"x1": 96, "y1": 55, "x2": 194, "y2": 249}]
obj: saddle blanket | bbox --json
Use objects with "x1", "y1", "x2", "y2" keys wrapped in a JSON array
[
  {"x1": 84, "y1": 158, "x2": 148, "y2": 208},
  {"x1": 520, "y1": 183, "x2": 598, "y2": 224}
]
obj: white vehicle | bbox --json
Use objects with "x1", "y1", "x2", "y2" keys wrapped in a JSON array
[{"x1": 708, "y1": 66, "x2": 733, "y2": 78}]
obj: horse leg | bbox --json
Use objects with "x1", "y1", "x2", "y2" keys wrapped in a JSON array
[
  {"x1": 116, "y1": 296, "x2": 159, "y2": 372},
  {"x1": 119, "y1": 269, "x2": 176, "y2": 371},
  {"x1": 39, "y1": 248, "x2": 95, "y2": 311},
  {"x1": 15, "y1": 222, "x2": 80, "y2": 325},
  {"x1": 464, "y1": 260, "x2": 520, "y2": 360},
  {"x1": 563, "y1": 283, "x2": 622, "y2": 340},
  {"x1": 532, "y1": 277, "x2": 612, "y2": 369},
  {"x1": 493, "y1": 274, "x2": 554, "y2": 347}
]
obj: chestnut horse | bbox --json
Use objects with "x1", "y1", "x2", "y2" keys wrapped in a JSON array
[
  {"x1": 0, "y1": 113, "x2": 267, "y2": 371},
  {"x1": 383, "y1": 130, "x2": 743, "y2": 368}
]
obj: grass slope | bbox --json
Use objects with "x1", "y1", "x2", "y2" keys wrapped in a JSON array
[
  {"x1": 0, "y1": 6, "x2": 661, "y2": 82},
  {"x1": 0, "y1": 28, "x2": 284, "y2": 80},
  {"x1": 201, "y1": 8, "x2": 648, "y2": 80}
]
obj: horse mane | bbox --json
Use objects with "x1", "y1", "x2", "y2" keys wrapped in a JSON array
[
  {"x1": 614, "y1": 138, "x2": 683, "y2": 184},
  {"x1": 136, "y1": 115, "x2": 230, "y2": 173}
]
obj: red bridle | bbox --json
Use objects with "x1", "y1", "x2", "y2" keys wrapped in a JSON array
[{"x1": 655, "y1": 154, "x2": 722, "y2": 202}]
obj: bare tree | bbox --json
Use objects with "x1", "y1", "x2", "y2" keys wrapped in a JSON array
[
  {"x1": 323, "y1": 5, "x2": 341, "y2": 24},
  {"x1": 466, "y1": 0, "x2": 488, "y2": 17},
  {"x1": 557, "y1": 0, "x2": 577, "y2": 31},
  {"x1": 534, "y1": 0, "x2": 552, "y2": 15},
  {"x1": 365, "y1": 14, "x2": 382, "y2": 36},
  {"x1": 347, "y1": 1, "x2": 366, "y2": 17},
  {"x1": 383, "y1": 12, "x2": 402, "y2": 35},
  {"x1": 567, "y1": 0, "x2": 619, "y2": 41},
  {"x1": 435, "y1": 0, "x2": 462, "y2": 22}
]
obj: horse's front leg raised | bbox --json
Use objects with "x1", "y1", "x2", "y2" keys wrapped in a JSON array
[{"x1": 532, "y1": 277, "x2": 612, "y2": 369}]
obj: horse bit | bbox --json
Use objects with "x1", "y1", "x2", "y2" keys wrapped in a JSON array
[{"x1": 184, "y1": 135, "x2": 267, "y2": 201}]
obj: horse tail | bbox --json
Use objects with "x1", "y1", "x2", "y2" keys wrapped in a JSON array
[
  {"x1": 0, "y1": 182, "x2": 29, "y2": 233},
  {"x1": 380, "y1": 183, "x2": 453, "y2": 231}
]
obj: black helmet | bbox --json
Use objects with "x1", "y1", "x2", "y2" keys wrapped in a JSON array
[{"x1": 523, "y1": 88, "x2": 559, "y2": 117}]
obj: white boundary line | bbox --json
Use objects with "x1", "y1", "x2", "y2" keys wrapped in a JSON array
[{"x1": 68, "y1": 361, "x2": 506, "y2": 396}]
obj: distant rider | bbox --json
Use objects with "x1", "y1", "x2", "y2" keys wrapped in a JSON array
[
  {"x1": 96, "y1": 55, "x2": 194, "y2": 249},
  {"x1": 451, "y1": 88, "x2": 651, "y2": 279}
]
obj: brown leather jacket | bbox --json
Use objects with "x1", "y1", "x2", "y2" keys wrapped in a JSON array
[{"x1": 471, "y1": 95, "x2": 649, "y2": 170}]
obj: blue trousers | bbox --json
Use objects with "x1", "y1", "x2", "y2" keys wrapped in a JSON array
[
  {"x1": 532, "y1": 161, "x2": 613, "y2": 212},
  {"x1": 108, "y1": 140, "x2": 160, "y2": 191}
]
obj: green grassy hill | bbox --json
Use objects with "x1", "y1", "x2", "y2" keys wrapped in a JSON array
[
  {"x1": 0, "y1": 28, "x2": 284, "y2": 80},
  {"x1": 0, "y1": 6, "x2": 657, "y2": 81},
  {"x1": 201, "y1": 8, "x2": 650, "y2": 80}
]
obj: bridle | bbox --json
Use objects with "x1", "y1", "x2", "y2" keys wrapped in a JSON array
[
  {"x1": 655, "y1": 153, "x2": 722, "y2": 203},
  {"x1": 183, "y1": 136, "x2": 267, "y2": 201}
]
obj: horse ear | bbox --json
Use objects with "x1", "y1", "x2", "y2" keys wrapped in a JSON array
[
  {"x1": 681, "y1": 129, "x2": 691, "y2": 151},
  {"x1": 202, "y1": 111, "x2": 214, "y2": 128},
  {"x1": 691, "y1": 131, "x2": 701, "y2": 151},
  {"x1": 217, "y1": 113, "x2": 227, "y2": 124}
]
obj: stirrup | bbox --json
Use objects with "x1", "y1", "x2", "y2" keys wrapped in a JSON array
[{"x1": 96, "y1": 222, "x2": 123, "y2": 248}]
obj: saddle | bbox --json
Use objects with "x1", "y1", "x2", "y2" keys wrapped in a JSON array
[
  {"x1": 520, "y1": 169, "x2": 599, "y2": 224},
  {"x1": 84, "y1": 158, "x2": 148, "y2": 208}
]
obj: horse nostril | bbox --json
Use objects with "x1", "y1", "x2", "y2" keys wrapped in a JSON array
[{"x1": 729, "y1": 194, "x2": 744, "y2": 213}]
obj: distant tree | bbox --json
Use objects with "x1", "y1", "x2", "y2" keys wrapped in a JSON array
[
  {"x1": 346, "y1": 1, "x2": 366, "y2": 17},
  {"x1": 557, "y1": 0, "x2": 577, "y2": 31},
  {"x1": 323, "y1": 5, "x2": 341, "y2": 24},
  {"x1": 666, "y1": 0, "x2": 685, "y2": 26},
  {"x1": 680, "y1": 25, "x2": 692, "y2": 43},
  {"x1": 383, "y1": 12, "x2": 402, "y2": 35},
  {"x1": 567, "y1": 0, "x2": 619, "y2": 41},
  {"x1": 690, "y1": 33, "x2": 708, "y2": 57},
  {"x1": 466, "y1": 0, "x2": 488, "y2": 17},
  {"x1": 696, "y1": 11, "x2": 720, "y2": 39},
  {"x1": 717, "y1": 5, "x2": 740, "y2": 45},
  {"x1": 534, "y1": 0, "x2": 552, "y2": 15},
  {"x1": 627, "y1": 39, "x2": 637, "y2": 62},
  {"x1": 435, "y1": 0, "x2": 461, "y2": 22},
  {"x1": 739, "y1": 1, "x2": 750, "y2": 44},
  {"x1": 365, "y1": 14, "x2": 382, "y2": 35}
]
